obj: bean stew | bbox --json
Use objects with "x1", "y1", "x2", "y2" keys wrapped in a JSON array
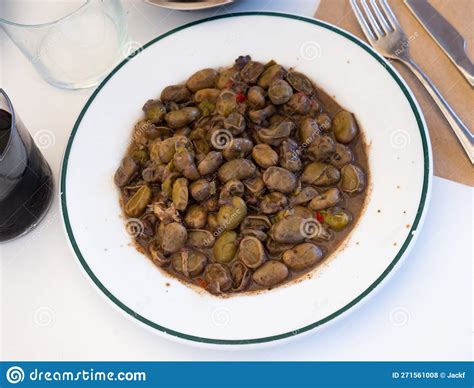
[{"x1": 115, "y1": 55, "x2": 369, "y2": 295}]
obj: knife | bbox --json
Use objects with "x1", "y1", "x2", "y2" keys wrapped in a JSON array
[{"x1": 405, "y1": 0, "x2": 474, "y2": 87}]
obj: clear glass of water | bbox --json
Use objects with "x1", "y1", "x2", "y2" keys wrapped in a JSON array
[{"x1": 0, "y1": 0, "x2": 130, "y2": 89}]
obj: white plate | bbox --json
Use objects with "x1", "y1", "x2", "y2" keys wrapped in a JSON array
[
  {"x1": 144, "y1": 0, "x2": 234, "y2": 11},
  {"x1": 61, "y1": 12, "x2": 432, "y2": 348}
]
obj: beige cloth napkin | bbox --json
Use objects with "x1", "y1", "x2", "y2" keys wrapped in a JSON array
[{"x1": 316, "y1": 0, "x2": 474, "y2": 186}]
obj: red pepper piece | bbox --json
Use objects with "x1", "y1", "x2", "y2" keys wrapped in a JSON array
[
  {"x1": 196, "y1": 278, "x2": 208, "y2": 289},
  {"x1": 316, "y1": 211, "x2": 324, "y2": 223},
  {"x1": 236, "y1": 92, "x2": 246, "y2": 103}
]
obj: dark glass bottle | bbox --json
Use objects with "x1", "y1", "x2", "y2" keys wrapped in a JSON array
[{"x1": 0, "y1": 89, "x2": 54, "y2": 242}]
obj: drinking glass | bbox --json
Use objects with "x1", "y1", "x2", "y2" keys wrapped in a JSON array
[
  {"x1": 0, "y1": 0, "x2": 130, "y2": 89},
  {"x1": 0, "y1": 89, "x2": 54, "y2": 242}
]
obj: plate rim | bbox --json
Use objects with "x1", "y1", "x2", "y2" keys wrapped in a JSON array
[{"x1": 60, "y1": 11, "x2": 432, "y2": 345}]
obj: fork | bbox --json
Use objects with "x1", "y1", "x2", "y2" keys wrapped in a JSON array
[{"x1": 350, "y1": 0, "x2": 474, "y2": 164}]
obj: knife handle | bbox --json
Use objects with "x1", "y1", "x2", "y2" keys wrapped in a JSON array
[{"x1": 403, "y1": 57, "x2": 474, "y2": 164}]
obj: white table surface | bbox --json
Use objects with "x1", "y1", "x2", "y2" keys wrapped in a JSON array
[{"x1": 0, "y1": 0, "x2": 472, "y2": 361}]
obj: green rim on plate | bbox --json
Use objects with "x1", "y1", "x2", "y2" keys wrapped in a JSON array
[{"x1": 60, "y1": 12, "x2": 431, "y2": 345}]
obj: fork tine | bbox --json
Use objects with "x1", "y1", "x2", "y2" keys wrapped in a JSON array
[
  {"x1": 360, "y1": 0, "x2": 384, "y2": 38},
  {"x1": 370, "y1": 0, "x2": 392, "y2": 34},
  {"x1": 350, "y1": 0, "x2": 376, "y2": 42},
  {"x1": 379, "y1": 0, "x2": 402, "y2": 30}
]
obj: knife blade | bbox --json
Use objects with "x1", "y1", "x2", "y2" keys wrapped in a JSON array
[{"x1": 405, "y1": 0, "x2": 474, "y2": 87}]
